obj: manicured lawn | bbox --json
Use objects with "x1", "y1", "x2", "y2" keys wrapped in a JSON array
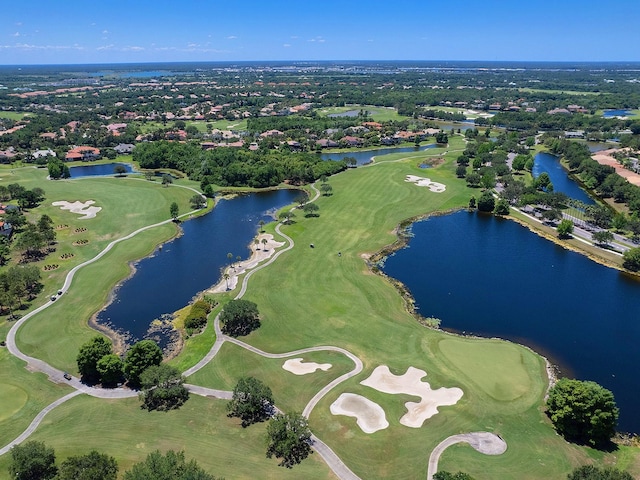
[
  {"x1": 0, "y1": 394, "x2": 336, "y2": 480},
  {"x1": 188, "y1": 341, "x2": 354, "y2": 413},
  {"x1": 0, "y1": 112, "x2": 30, "y2": 120},
  {"x1": 2, "y1": 136, "x2": 637, "y2": 478},
  {"x1": 1, "y1": 168, "x2": 199, "y2": 370},
  {"x1": 135, "y1": 119, "x2": 247, "y2": 134},
  {"x1": 316, "y1": 105, "x2": 411, "y2": 122},
  {"x1": 0, "y1": 350, "x2": 72, "y2": 447},
  {"x1": 223, "y1": 137, "x2": 600, "y2": 478}
]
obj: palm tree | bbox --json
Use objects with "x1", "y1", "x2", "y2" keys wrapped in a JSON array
[
  {"x1": 258, "y1": 219, "x2": 266, "y2": 232},
  {"x1": 254, "y1": 238, "x2": 260, "y2": 250},
  {"x1": 261, "y1": 238, "x2": 268, "y2": 250},
  {"x1": 223, "y1": 272, "x2": 230, "y2": 290}
]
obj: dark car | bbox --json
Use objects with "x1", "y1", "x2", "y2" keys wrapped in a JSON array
[{"x1": 63, "y1": 372, "x2": 72, "y2": 380}]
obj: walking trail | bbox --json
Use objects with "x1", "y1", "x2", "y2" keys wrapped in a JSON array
[{"x1": 1, "y1": 178, "x2": 506, "y2": 479}]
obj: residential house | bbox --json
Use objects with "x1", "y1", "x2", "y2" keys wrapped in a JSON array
[
  {"x1": 114, "y1": 143, "x2": 134, "y2": 155},
  {"x1": 65, "y1": 146, "x2": 101, "y2": 161}
]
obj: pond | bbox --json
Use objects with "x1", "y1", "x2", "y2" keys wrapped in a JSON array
[
  {"x1": 603, "y1": 109, "x2": 632, "y2": 118},
  {"x1": 95, "y1": 189, "x2": 299, "y2": 349},
  {"x1": 69, "y1": 163, "x2": 134, "y2": 178},
  {"x1": 533, "y1": 152, "x2": 595, "y2": 205},
  {"x1": 382, "y1": 211, "x2": 640, "y2": 433},
  {"x1": 321, "y1": 144, "x2": 437, "y2": 166}
]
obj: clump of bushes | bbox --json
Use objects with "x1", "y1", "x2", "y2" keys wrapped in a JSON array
[{"x1": 184, "y1": 300, "x2": 213, "y2": 332}]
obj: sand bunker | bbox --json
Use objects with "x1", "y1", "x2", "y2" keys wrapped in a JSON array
[
  {"x1": 330, "y1": 393, "x2": 389, "y2": 434},
  {"x1": 361, "y1": 366, "x2": 463, "y2": 428},
  {"x1": 52, "y1": 200, "x2": 101, "y2": 219},
  {"x1": 282, "y1": 358, "x2": 332, "y2": 375},
  {"x1": 405, "y1": 175, "x2": 446, "y2": 193}
]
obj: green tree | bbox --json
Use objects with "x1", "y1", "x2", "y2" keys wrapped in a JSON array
[
  {"x1": 493, "y1": 198, "x2": 510, "y2": 216},
  {"x1": 9, "y1": 441, "x2": 57, "y2": 480},
  {"x1": 542, "y1": 208, "x2": 563, "y2": 224},
  {"x1": 57, "y1": 451, "x2": 118, "y2": 480},
  {"x1": 161, "y1": 174, "x2": 173, "y2": 187},
  {"x1": 227, "y1": 377, "x2": 274, "y2": 427},
  {"x1": 170, "y1": 202, "x2": 179, "y2": 221},
  {"x1": 320, "y1": 183, "x2": 333, "y2": 196},
  {"x1": 220, "y1": 299, "x2": 260, "y2": 337},
  {"x1": 303, "y1": 202, "x2": 319, "y2": 217},
  {"x1": 114, "y1": 165, "x2": 127, "y2": 176},
  {"x1": 622, "y1": 247, "x2": 640, "y2": 271},
  {"x1": 455, "y1": 165, "x2": 467, "y2": 178},
  {"x1": 77, "y1": 336, "x2": 113, "y2": 384},
  {"x1": 37, "y1": 214, "x2": 55, "y2": 244},
  {"x1": 266, "y1": 412, "x2": 312, "y2": 468},
  {"x1": 546, "y1": 378, "x2": 618, "y2": 446},
  {"x1": 123, "y1": 450, "x2": 219, "y2": 480},
  {"x1": 557, "y1": 219, "x2": 574, "y2": 239},
  {"x1": 511, "y1": 154, "x2": 530, "y2": 173},
  {"x1": 123, "y1": 340, "x2": 163, "y2": 387},
  {"x1": 96, "y1": 354, "x2": 124, "y2": 387},
  {"x1": 477, "y1": 191, "x2": 495, "y2": 212},
  {"x1": 468, "y1": 196, "x2": 476, "y2": 209},
  {"x1": 465, "y1": 171, "x2": 481, "y2": 187},
  {"x1": 434, "y1": 472, "x2": 476, "y2": 480},
  {"x1": 190, "y1": 194, "x2": 205, "y2": 209},
  {"x1": 592, "y1": 230, "x2": 614, "y2": 246},
  {"x1": 139, "y1": 364, "x2": 189, "y2": 411},
  {"x1": 567, "y1": 465, "x2": 633, "y2": 480}
]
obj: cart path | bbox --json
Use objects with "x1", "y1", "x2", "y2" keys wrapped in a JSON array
[
  {"x1": 427, "y1": 432, "x2": 507, "y2": 480},
  {"x1": 1, "y1": 181, "x2": 505, "y2": 480}
]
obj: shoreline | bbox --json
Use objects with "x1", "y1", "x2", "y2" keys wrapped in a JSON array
[{"x1": 367, "y1": 208, "x2": 580, "y2": 404}]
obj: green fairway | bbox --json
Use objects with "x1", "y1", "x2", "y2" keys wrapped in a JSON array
[
  {"x1": 316, "y1": 105, "x2": 411, "y2": 122},
  {"x1": 0, "y1": 394, "x2": 335, "y2": 480},
  {"x1": 188, "y1": 341, "x2": 354, "y2": 413},
  {"x1": 0, "y1": 112, "x2": 30, "y2": 120},
  {"x1": 1, "y1": 168, "x2": 200, "y2": 370},
  {"x1": 0, "y1": 350, "x2": 72, "y2": 447},
  {"x1": 1, "y1": 135, "x2": 636, "y2": 479}
]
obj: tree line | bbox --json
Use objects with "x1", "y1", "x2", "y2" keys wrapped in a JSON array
[
  {"x1": 132, "y1": 140, "x2": 347, "y2": 189},
  {"x1": 8, "y1": 442, "x2": 222, "y2": 480}
]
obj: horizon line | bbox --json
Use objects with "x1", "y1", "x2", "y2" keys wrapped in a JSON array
[{"x1": 2, "y1": 59, "x2": 640, "y2": 68}]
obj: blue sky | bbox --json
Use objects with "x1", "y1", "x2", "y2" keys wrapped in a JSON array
[{"x1": 1, "y1": 0, "x2": 639, "y2": 64}]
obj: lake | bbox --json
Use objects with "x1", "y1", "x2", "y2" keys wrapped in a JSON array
[
  {"x1": 533, "y1": 152, "x2": 595, "y2": 205},
  {"x1": 382, "y1": 211, "x2": 640, "y2": 433},
  {"x1": 70, "y1": 163, "x2": 134, "y2": 178},
  {"x1": 321, "y1": 144, "x2": 437, "y2": 166},
  {"x1": 96, "y1": 189, "x2": 298, "y2": 348}
]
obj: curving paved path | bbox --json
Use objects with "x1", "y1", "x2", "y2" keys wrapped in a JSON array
[
  {"x1": 1, "y1": 179, "x2": 507, "y2": 480},
  {"x1": 427, "y1": 432, "x2": 507, "y2": 480}
]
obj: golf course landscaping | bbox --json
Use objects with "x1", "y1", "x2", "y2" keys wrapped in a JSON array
[{"x1": 0, "y1": 140, "x2": 637, "y2": 479}]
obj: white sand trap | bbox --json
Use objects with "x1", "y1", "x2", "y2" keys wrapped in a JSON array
[
  {"x1": 52, "y1": 200, "x2": 101, "y2": 219},
  {"x1": 405, "y1": 175, "x2": 446, "y2": 193},
  {"x1": 282, "y1": 358, "x2": 332, "y2": 375},
  {"x1": 330, "y1": 393, "x2": 389, "y2": 434},
  {"x1": 361, "y1": 366, "x2": 463, "y2": 428}
]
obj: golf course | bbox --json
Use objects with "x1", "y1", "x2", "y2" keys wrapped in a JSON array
[{"x1": 0, "y1": 137, "x2": 637, "y2": 479}]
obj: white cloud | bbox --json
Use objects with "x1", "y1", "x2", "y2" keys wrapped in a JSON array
[
  {"x1": 102, "y1": 30, "x2": 109, "y2": 34},
  {"x1": 283, "y1": 43, "x2": 291, "y2": 48},
  {"x1": 227, "y1": 35, "x2": 237, "y2": 40},
  {"x1": 97, "y1": 44, "x2": 115, "y2": 51},
  {"x1": 12, "y1": 32, "x2": 20, "y2": 37},
  {"x1": 123, "y1": 46, "x2": 144, "y2": 51},
  {"x1": 0, "y1": 43, "x2": 84, "y2": 51}
]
